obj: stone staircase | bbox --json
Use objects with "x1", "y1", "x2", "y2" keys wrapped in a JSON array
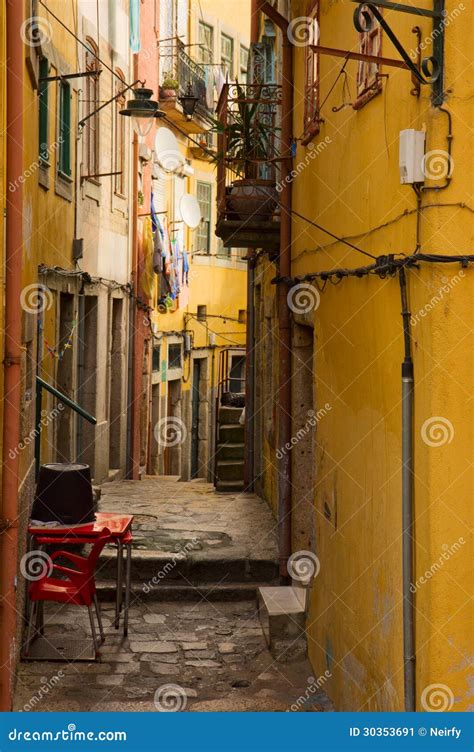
[
  {"x1": 215, "y1": 406, "x2": 245, "y2": 492},
  {"x1": 258, "y1": 577, "x2": 312, "y2": 659}
]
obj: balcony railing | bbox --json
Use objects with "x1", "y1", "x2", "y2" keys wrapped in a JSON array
[
  {"x1": 160, "y1": 40, "x2": 213, "y2": 123},
  {"x1": 215, "y1": 83, "x2": 282, "y2": 250}
]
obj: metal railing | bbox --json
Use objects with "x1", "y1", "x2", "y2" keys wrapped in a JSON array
[
  {"x1": 35, "y1": 376, "x2": 96, "y2": 477},
  {"x1": 216, "y1": 82, "x2": 283, "y2": 222},
  {"x1": 161, "y1": 40, "x2": 213, "y2": 121}
]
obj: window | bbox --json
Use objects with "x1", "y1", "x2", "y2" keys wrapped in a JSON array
[
  {"x1": 168, "y1": 344, "x2": 182, "y2": 369},
  {"x1": 302, "y1": 2, "x2": 319, "y2": 144},
  {"x1": 240, "y1": 45, "x2": 249, "y2": 83},
  {"x1": 58, "y1": 80, "x2": 71, "y2": 176},
  {"x1": 195, "y1": 181, "x2": 212, "y2": 253},
  {"x1": 217, "y1": 239, "x2": 231, "y2": 258},
  {"x1": 114, "y1": 70, "x2": 126, "y2": 196},
  {"x1": 221, "y1": 34, "x2": 234, "y2": 78},
  {"x1": 199, "y1": 22, "x2": 213, "y2": 64},
  {"x1": 152, "y1": 344, "x2": 161, "y2": 372},
  {"x1": 84, "y1": 39, "x2": 100, "y2": 179},
  {"x1": 39, "y1": 57, "x2": 49, "y2": 163},
  {"x1": 354, "y1": 9, "x2": 382, "y2": 108}
]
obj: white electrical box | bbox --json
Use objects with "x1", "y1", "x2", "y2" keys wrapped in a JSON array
[{"x1": 399, "y1": 129, "x2": 426, "y2": 184}]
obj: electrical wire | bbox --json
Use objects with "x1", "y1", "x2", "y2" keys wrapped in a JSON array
[{"x1": 272, "y1": 252, "x2": 474, "y2": 287}]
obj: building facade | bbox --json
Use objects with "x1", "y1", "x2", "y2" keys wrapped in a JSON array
[{"x1": 219, "y1": 0, "x2": 472, "y2": 712}]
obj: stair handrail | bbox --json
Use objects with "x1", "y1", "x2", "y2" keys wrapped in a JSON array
[{"x1": 35, "y1": 376, "x2": 97, "y2": 476}]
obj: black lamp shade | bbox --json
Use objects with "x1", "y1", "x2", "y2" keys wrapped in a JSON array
[{"x1": 31, "y1": 463, "x2": 95, "y2": 525}]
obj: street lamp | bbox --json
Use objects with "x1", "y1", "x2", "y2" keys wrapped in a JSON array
[
  {"x1": 119, "y1": 86, "x2": 165, "y2": 137},
  {"x1": 178, "y1": 82, "x2": 199, "y2": 120}
]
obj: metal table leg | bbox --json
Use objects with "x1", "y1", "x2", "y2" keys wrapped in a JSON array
[
  {"x1": 114, "y1": 540, "x2": 123, "y2": 629},
  {"x1": 123, "y1": 542, "x2": 132, "y2": 637}
]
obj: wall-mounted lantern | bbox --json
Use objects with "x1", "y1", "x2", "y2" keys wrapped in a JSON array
[
  {"x1": 120, "y1": 86, "x2": 165, "y2": 137},
  {"x1": 178, "y1": 83, "x2": 199, "y2": 120}
]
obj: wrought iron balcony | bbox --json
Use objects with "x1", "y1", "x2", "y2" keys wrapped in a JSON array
[
  {"x1": 215, "y1": 83, "x2": 282, "y2": 252},
  {"x1": 159, "y1": 40, "x2": 213, "y2": 133}
]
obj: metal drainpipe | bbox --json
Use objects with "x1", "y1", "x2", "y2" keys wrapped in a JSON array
[
  {"x1": 244, "y1": 252, "x2": 256, "y2": 490},
  {"x1": 0, "y1": 0, "x2": 23, "y2": 711},
  {"x1": 399, "y1": 267, "x2": 416, "y2": 712},
  {"x1": 257, "y1": 1, "x2": 293, "y2": 580}
]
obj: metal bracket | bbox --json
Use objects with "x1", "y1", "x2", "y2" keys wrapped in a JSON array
[{"x1": 352, "y1": 0, "x2": 445, "y2": 105}]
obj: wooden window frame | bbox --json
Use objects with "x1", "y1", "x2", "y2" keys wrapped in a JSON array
[
  {"x1": 302, "y1": 1, "x2": 320, "y2": 146},
  {"x1": 38, "y1": 57, "x2": 49, "y2": 165},
  {"x1": 240, "y1": 45, "x2": 249, "y2": 83},
  {"x1": 198, "y1": 21, "x2": 214, "y2": 64},
  {"x1": 114, "y1": 69, "x2": 126, "y2": 198},
  {"x1": 220, "y1": 33, "x2": 234, "y2": 78},
  {"x1": 84, "y1": 38, "x2": 100, "y2": 182},
  {"x1": 195, "y1": 181, "x2": 212, "y2": 254},
  {"x1": 58, "y1": 80, "x2": 71, "y2": 177},
  {"x1": 353, "y1": 8, "x2": 383, "y2": 110}
]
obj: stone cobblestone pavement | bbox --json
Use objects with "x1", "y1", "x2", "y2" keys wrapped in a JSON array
[
  {"x1": 14, "y1": 599, "x2": 333, "y2": 712},
  {"x1": 99, "y1": 476, "x2": 279, "y2": 562},
  {"x1": 15, "y1": 477, "x2": 333, "y2": 712}
]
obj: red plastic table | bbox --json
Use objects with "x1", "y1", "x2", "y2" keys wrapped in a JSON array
[{"x1": 28, "y1": 512, "x2": 134, "y2": 637}]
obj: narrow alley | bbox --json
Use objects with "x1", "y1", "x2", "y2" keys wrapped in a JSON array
[{"x1": 14, "y1": 477, "x2": 332, "y2": 713}]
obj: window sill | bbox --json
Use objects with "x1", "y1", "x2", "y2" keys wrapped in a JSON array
[
  {"x1": 301, "y1": 120, "x2": 321, "y2": 147},
  {"x1": 55, "y1": 171, "x2": 73, "y2": 201},
  {"x1": 353, "y1": 81, "x2": 383, "y2": 110}
]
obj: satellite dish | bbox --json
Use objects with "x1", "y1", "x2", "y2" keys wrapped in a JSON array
[
  {"x1": 180, "y1": 193, "x2": 201, "y2": 229},
  {"x1": 154, "y1": 127, "x2": 184, "y2": 173}
]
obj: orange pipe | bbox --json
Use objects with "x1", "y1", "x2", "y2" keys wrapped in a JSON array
[{"x1": 0, "y1": 0, "x2": 24, "y2": 710}]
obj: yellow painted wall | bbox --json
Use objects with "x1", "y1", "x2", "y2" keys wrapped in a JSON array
[{"x1": 258, "y1": 0, "x2": 473, "y2": 711}]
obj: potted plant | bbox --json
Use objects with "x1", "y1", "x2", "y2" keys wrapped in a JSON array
[
  {"x1": 160, "y1": 73, "x2": 179, "y2": 100},
  {"x1": 209, "y1": 81, "x2": 279, "y2": 221}
]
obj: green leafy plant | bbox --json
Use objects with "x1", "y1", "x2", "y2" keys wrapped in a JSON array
[
  {"x1": 161, "y1": 73, "x2": 179, "y2": 91},
  {"x1": 208, "y1": 81, "x2": 278, "y2": 179}
]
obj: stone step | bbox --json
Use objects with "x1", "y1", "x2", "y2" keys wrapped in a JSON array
[
  {"x1": 96, "y1": 580, "x2": 273, "y2": 602},
  {"x1": 258, "y1": 586, "x2": 307, "y2": 655},
  {"x1": 216, "y1": 442, "x2": 245, "y2": 461},
  {"x1": 98, "y1": 549, "x2": 278, "y2": 584},
  {"x1": 218, "y1": 406, "x2": 244, "y2": 425},
  {"x1": 218, "y1": 423, "x2": 244, "y2": 443},
  {"x1": 215, "y1": 479, "x2": 245, "y2": 493},
  {"x1": 291, "y1": 577, "x2": 312, "y2": 611},
  {"x1": 216, "y1": 459, "x2": 244, "y2": 482}
]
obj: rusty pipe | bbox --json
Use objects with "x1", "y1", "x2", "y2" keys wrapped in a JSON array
[
  {"x1": 258, "y1": 1, "x2": 293, "y2": 580},
  {"x1": 1, "y1": 0, "x2": 24, "y2": 711}
]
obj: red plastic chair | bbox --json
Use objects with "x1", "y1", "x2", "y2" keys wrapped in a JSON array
[{"x1": 24, "y1": 528, "x2": 111, "y2": 656}]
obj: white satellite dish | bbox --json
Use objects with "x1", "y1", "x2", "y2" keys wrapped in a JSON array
[
  {"x1": 154, "y1": 127, "x2": 185, "y2": 173},
  {"x1": 180, "y1": 193, "x2": 202, "y2": 229}
]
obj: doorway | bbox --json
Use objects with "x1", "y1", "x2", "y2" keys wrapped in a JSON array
[
  {"x1": 164, "y1": 378, "x2": 181, "y2": 476},
  {"x1": 108, "y1": 298, "x2": 124, "y2": 471},
  {"x1": 191, "y1": 359, "x2": 202, "y2": 479}
]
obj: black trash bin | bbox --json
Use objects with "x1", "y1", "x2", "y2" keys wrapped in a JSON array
[{"x1": 31, "y1": 463, "x2": 95, "y2": 525}]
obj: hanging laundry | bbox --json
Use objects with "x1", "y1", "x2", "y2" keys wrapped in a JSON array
[
  {"x1": 129, "y1": 0, "x2": 141, "y2": 53},
  {"x1": 141, "y1": 217, "x2": 155, "y2": 301},
  {"x1": 214, "y1": 67, "x2": 226, "y2": 99},
  {"x1": 205, "y1": 68, "x2": 214, "y2": 110},
  {"x1": 182, "y1": 250, "x2": 189, "y2": 285},
  {"x1": 150, "y1": 192, "x2": 159, "y2": 234}
]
